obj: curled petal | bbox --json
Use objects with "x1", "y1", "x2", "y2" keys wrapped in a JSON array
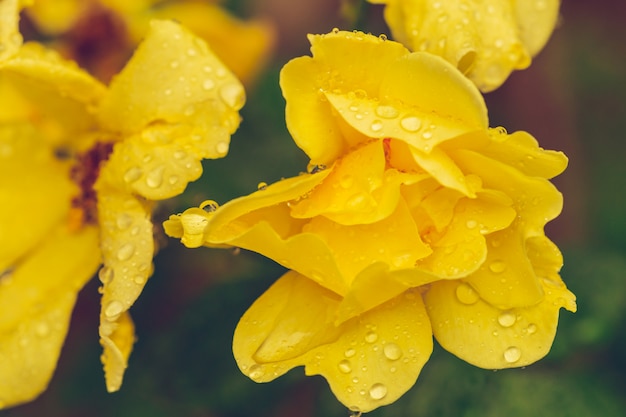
[
  {"x1": 424, "y1": 277, "x2": 575, "y2": 369},
  {"x1": 233, "y1": 271, "x2": 433, "y2": 413},
  {"x1": 0, "y1": 225, "x2": 100, "y2": 409},
  {"x1": 96, "y1": 188, "x2": 154, "y2": 390}
]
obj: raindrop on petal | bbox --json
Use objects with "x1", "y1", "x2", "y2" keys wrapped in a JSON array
[
  {"x1": 503, "y1": 346, "x2": 521, "y2": 363},
  {"x1": 369, "y1": 383, "x2": 388, "y2": 400}
]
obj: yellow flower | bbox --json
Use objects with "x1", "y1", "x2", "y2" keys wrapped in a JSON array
[
  {"x1": 368, "y1": 0, "x2": 560, "y2": 92},
  {"x1": 0, "y1": 0, "x2": 244, "y2": 408},
  {"x1": 24, "y1": 0, "x2": 275, "y2": 84},
  {"x1": 165, "y1": 30, "x2": 575, "y2": 413}
]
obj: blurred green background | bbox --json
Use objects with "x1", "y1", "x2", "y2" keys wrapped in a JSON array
[{"x1": 4, "y1": 0, "x2": 626, "y2": 416}]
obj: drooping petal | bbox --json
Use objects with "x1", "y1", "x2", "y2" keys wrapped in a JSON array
[
  {"x1": 98, "y1": 19, "x2": 244, "y2": 142},
  {"x1": 95, "y1": 188, "x2": 154, "y2": 390},
  {"x1": 0, "y1": 123, "x2": 76, "y2": 272},
  {"x1": 0, "y1": 225, "x2": 100, "y2": 409},
  {"x1": 233, "y1": 271, "x2": 433, "y2": 413},
  {"x1": 424, "y1": 276, "x2": 575, "y2": 369}
]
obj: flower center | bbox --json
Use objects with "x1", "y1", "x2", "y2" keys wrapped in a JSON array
[{"x1": 69, "y1": 141, "x2": 114, "y2": 226}]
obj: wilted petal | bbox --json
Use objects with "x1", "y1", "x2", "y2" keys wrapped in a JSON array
[
  {"x1": 0, "y1": 225, "x2": 100, "y2": 409},
  {"x1": 233, "y1": 271, "x2": 433, "y2": 413}
]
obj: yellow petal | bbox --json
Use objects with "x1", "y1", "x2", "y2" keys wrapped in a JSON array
[
  {"x1": 23, "y1": 0, "x2": 86, "y2": 35},
  {"x1": 98, "y1": 19, "x2": 244, "y2": 139},
  {"x1": 0, "y1": 0, "x2": 22, "y2": 61},
  {"x1": 303, "y1": 198, "x2": 431, "y2": 283},
  {"x1": 0, "y1": 123, "x2": 76, "y2": 272},
  {"x1": 233, "y1": 271, "x2": 433, "y2": 413},
  {"x1": 280, "y1": 30, "x2": 408, "y2": 164},
  {"x1": 0, "y1": 225, "x2": 100, "y2": 409},
  {"x1": 424, "y1": 276, "x2": 575, "y2": 369},
  {"x1": 96, "y1": 188, "x2": 154, "y2": 390},
  {"x1": 373, "y1": 0, "x2": 557, "y2": 91},
  {"x1": 100, "y1": 311, "x2": 135, "y2": 392},
  {"x1": 124, "y1": 2, "x2": 275, "y2": 85},
  {"x1": 291, "y1": 140, "x2": 425, "y2": 224}
]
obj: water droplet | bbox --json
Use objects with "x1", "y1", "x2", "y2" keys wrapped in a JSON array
[
  {"x1": 146, "y1": 166, "x2": 165, "y2": 188},
  {"x1": 369, "y1": 383, "x2": 388, "y2": 400},
  {"x1": 338, "y1": 359, "x2": 352, "y2": 373},
  {"x1": 466, "y1": 219, "x2": 477, "y2": 229},
  {"x1": 105, "y1": 300, "x2": 124, "y2": 318},
  {"x1": 173, "y1": 150, "x2": 187, "y2": 160},
  {"x1": 365, "y1": 331, "x2": 378, "y2": 343},
  {"x1": 116, "y1": 243, "x2": 135, "y2": 261},
  {"x1": 497, "y1": 311, "x2": 516, "y2": 327},
  {"x1": 379, "y1": 34, "x2": 388, "y2": 41},
  {"x1": 375, "y1": 105, "x2": 399, "y2": 119},
  {"x1": 220, "y1": 83, "x2": 244, "y2": 109},
  {"x1": 400, "y1": 115, "x2": 422, "y2": 132},
  {"x1": 455, "y1": 282, "x2": 480, "y2": 304},
  {"x1": 35, "y1": 322, "x2": 50, "y2": 337},
  {"x1": 170, "y1": 60, "x2": 180, "y2": 69},
  {"x1": 134, "y1": 275, "x2": 147, "y2": 285},
  {"x1": 123, "y1": 166, "x2": 142, "y2": 183},
  {"x1": 168, "y1": 175, "x2": 179, "y2": 185},
  {"x1": 98, "y1": 267, "x2": 114, "y2": 284},
  {"x1": 526, "y1": 323, "x2": 537, "y2": 334},
  {"x1": 489, "y1": 260, "x2": 507, "y2": 273},
  {"x1": 200, "y1": 200, "x2": 219, "y2": 212},
  {"x1": 422, "y1": 131, "x2": 433, "y2": 140},
  {"x1": 186, "y1": 48, "x2": 197, "y2": 57},
  {"x1": 202, "y1": 79, "x2": 215, "y2": 90},
  {"x1": 248, "y1": 364, "x2": 264, "y2": 380},
  {"x1": 116, "y1": 213, "x2": 133, "y2": 230},
  {"x1": 215, "y1": 141, "x2": 229, "y2": 155},
  {"x1": 383, "y1": 343, "x2": 402, "y2": 360},
  {"x1": 164, "y1": 89, "x2": 172, "y2": 96},
  {"x1": 503, "y1": 346, "x2": 521, "y2": 363},
  {"x1": 308, "y1": 164, "x2": 327, "y2": 174},
  {"x1": 331, "y1": 27, "x2": 340, "y2": 34},
  {"x1": 339, "y1": 174, "x2": 354, "y2": 189},
  {"x1": 370, "y1": 120, "x2": 384, "y2": 132}
]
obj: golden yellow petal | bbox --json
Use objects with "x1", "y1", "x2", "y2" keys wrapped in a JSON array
[
  {"x1": 0, "y1": 225, "x2": 100, "y2": 409},
  {"x1": 124, "y1": 2, "x2": 275, "y2": 85},
  {"x1": 291, "y1": 140, "x2": 424, "y2": 224},
  {"x1": 303, "y1": 198, "x2": 431, "y2": 283},
  {"x1": 23, "y1": 0, "x2": 86, "y2": 35},
  {"x1": 234, "y1": 271, "x2": 433, "y2": 413},
  {"x1": 373, "y1": 0, "x2": 554, "y2": 91},
  {"x1": 0, "y1": 123, "x2": 75, "y2": 272},
  {"x1": 0, "y1": 0, "x2": 22, "y2": 61},
  {"x1": 100, "y1": 311, "x2": 136, "y2": 392},
  {"x1": 96, "y1": 188, "x2": 154, "y2": 391},
  {"x1": 98, "y1": 19, "x2": 244, "y2": 139},
  {"x1": 281, "y1": 30, "x2": 408, "y2": 165},
  {"x1": 424, "y1": 277, "x2": 575, "y2": 369}
]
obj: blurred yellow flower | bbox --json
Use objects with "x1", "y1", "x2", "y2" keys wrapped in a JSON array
[
  {"x1": 0, "y1": 0, "x2": 244, "y2": 408},
  {"x1": 368, "y1": 0, "x2": 560, "y2": 91},
  {"x1": 25, "y1": 0, "x2": 275, "y2": 84},
  {"x1": 165, "y1": 30, "x2": 575, "y2": 413}
]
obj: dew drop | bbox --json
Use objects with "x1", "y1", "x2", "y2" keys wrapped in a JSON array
[
  {"x1": 338, "y1": 359, "x2": 352, "y2": 373},
  {"x1": 503, "y1": 346, "x2": 521, "y2": 363},
  {"x1": 365, "y1": 331, "x2": 378, "y2": 343},
  {"x1": 186, "y1": 48, "x2": 197, "y2": 57},
  {"x1": 168, "y1": 175, "x2": 179, "y2": 185},
  {"x1": 134, "y1": 275, "x2": 147, "y2": 285},
  {"x1": 220, "y1": 83, "x2": 244, "y2": 109},
  {"x1": 489, "y1": 260, "x2": 507, "y2": 273},
  {"x1": 339, "y1": 174, "x2": 354, "y2": 189},
  {"x1": 98, "y1": 267, "x2": 114, "y2": 284},
  {"x1": 369, "y1": 383, "x2": 388, "y2": 400},
  {"x1": 215, "y1": 141, "x2": 229, "y2": 155},
  {"x1": 170, "y1": 60, "x2": 180, "y2": 69},
  {"x1": 200, "y1": 200, "x2": 219, "y2": 212},
  {"x1": 173, "y1": 150, "x2": 187, "y2": 159},
  {"x1": 202, "y1": 79, "x2": 215, "y2": 90},
  {"x1": 526, "y1": 323, "x2": 537, "y2": 334},
  {"x1": 375, "y1": 105, "x2": 399, "y2": 119},
  {"x1": 146, "y1": 166, "x2": 165, "y2": 188},
  {"x1": 422, "y1": 131, "x2": 433, "y2": 140},
  {"x1": 116, "y1": 213, "x2": 133, "y2": 230},
  {"x1": 248, "y1": 364, "x2": 264, "y2": 380},
  {"x1": 257, "y1": 182, "x2": 268, "y2": 190},
  {"x1": 370, "y1": 120, "x2": 384, "y2": 132},
  {"x1": 35, "y1": 322, "x2": 50, "y2": 337},
  {"x1": 497, "y1": 311, "x2": 517, "y2": 327},
  {"x1": 344, "y1": 348, "x2": 356, "y2": 358},
  {"x1": 105, "y1": 300, "x2": 124, "y2": 318},
  {"x1": 455, "y1": 282, "x2": 480, "y2": 305},
  {"x1": 400, "y1": 115, "x2": 422, "y2": 132},
  {"x1": 123, "y1": 166, "x2": 142, "y2": 183},
  {"x1": 466, "y1": 219, "x2": 478, "y2": 229},
  {"x1": 116, "y1": 243, "x2": 135, "y2": 261},
  {"x1": 379, "y1": 34, "x2": 388, "y2": 41},
  {"x1": 383, "y1": 343, "x2": 402, "y2": 361}
]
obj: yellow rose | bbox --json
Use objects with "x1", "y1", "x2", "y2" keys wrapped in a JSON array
[
  {"x1": 0, "y1": 0, "x2": 244, "y2": 407},
  {"x1": 165, "y1": 30, "x2": 575, "y2": 412},
  {"x1": 369, "y1": 0, "x2": 560, "y2": 91}
]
